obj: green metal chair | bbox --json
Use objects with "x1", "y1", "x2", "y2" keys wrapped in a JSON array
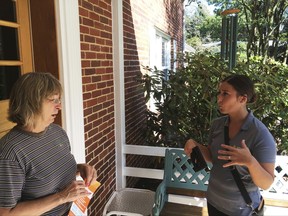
[{"x1": 153, "y1": 148, "x2": 211, "y2": 216}]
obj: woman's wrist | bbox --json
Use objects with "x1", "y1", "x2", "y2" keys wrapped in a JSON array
[
  {"x1": 55, "y1": 191, "x2": 66, "y2": 204},
  {"x1": 188, "y1": 139, "x2": 197, "y2": 148}
]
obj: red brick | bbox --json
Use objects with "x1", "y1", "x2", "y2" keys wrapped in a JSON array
[{"x1": 79, "y1": 0, "x2": 184, "y2": 215}]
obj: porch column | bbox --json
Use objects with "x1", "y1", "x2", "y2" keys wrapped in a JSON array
[
  {"x1": 112, "y1": 0, "x2": 126, "y2": 189},
  {"x1": 54, "y1": 0, "x2": 86, "y2": 163}
]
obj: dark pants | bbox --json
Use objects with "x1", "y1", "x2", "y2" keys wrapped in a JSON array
[{"x1": 207, "y1": 202, "x2": 229, "y2": 216}]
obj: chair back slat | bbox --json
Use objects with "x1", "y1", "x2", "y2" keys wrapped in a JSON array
[{"x1": 164, "y1": 149, "x2": 210, "y2": 191}]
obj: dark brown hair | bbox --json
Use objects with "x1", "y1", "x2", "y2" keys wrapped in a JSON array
[{"x1": 222, "y1": 74, "x2": 256, "y2": 103}]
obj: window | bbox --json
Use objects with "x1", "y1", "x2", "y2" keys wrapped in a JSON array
[
  {"x1": 150, "y1": 28, "x2": 171, "y2": 80},
  {"x1": 150, "y1": 30, "x2": 171, "y2": 79},
  {"x1": 149, "y1": 28, "x2": 171, "y2": 111}
]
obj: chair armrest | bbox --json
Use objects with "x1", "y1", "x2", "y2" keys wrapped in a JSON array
[{"x1": 153, "y1": 181, "x2": 168, "y2": 216}]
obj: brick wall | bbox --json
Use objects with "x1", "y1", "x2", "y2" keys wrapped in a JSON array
[
  {"x1": 78, "y1": 0, "x2": 115, "y2": 215},
  {"x1": 78, "y1": 0, "x2": 183, "y2": 215},
  {"x1": 123, "y1": 0, "x2": 184, "y2": 186}
]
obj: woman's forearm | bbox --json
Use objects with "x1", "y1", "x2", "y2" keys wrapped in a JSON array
[
  {"x1": 0, "y1": 179, "x2": 89, "y2": 216},
  {"x1": 184, "y1": 139, "x2": 212, "y2": 163},
  {"x1": 0, "y1": 193, "x2": 64, "y2": 216},
  {"x1": 247, "y1": 157, "x2": 275, "y2": 190}
]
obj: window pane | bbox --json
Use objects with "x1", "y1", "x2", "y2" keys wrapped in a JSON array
[
  {"x1": 0, "y1": 26, "x2": 19, "y2": 60},
  {"x1": 163, "y1": 68, "x2": 169, "y2": 81},
  {"x1": 0, "y1": 0, "x2": 17, "y2": 22},
  {"x1": 162, "y1": 39, "x2": 168, "y2": 67},
  {"x1": 162, "y1": 40, "x2": 165, "y2": 66},
  {"x1": 0, "y1": 66, "x2": 20, "y2": 100}
]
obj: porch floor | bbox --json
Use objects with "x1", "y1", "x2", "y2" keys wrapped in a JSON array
[
  {"x1": 265, "y1": 205, "x2": 287, "y2": 215},
  {"x1": 133, "y1": 179, "x2": 288, "y2": 215}
]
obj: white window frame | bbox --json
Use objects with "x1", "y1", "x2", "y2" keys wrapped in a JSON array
[
  {"x1": 173, "y1": 39, "x2": 177, "y2": 71},
  {"x1": 150, "y1": 28, "x2": 171, "y2": 77},
  {"x1": 149, "y1": 28, "x2": 171, "y2": 111}
]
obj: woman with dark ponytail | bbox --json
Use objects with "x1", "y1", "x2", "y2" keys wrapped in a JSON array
[{"x1": 184, "y1": 74, "x2": 276, "y2": 215}]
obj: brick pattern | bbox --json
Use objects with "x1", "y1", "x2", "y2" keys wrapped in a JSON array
[
  {"x1": 123, "y1": 0, "x2": 184, "y2": 187},
  {"x1": 78, "y1": 0, "x2": 115, "y2": 215},
  {"x1": 78, "y1": 0, "x2": 183, "y2": 215}
]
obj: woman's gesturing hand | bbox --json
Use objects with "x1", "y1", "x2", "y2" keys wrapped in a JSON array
[{"x1": 218, "y1": 139, "x2": 253, "y2": 168}]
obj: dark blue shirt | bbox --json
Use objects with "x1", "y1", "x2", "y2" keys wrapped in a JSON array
[{"x1": 207, "y1": 111, "x2": 276, "y2": 215}]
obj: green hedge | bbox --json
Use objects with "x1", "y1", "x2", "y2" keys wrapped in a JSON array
[{"x1": 138, "y1": 52, "x2": 288, "y2": 154}]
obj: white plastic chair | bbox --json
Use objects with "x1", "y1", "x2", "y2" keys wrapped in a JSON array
[{"x1": 103, "y1": 188, "x2": 155, "y2": 216}]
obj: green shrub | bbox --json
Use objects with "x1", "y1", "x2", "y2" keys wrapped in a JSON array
[{"x1": 138, "y1": 52, "x2": 288, "y2": 154}]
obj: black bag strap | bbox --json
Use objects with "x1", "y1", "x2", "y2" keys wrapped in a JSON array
[{"x1": 224, "y1": 125, "x2": 253, "y2": 206}]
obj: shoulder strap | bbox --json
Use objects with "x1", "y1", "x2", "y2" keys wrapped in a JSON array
[{"x1": 224, "y1": 125, "x2": 253, "y2": 206}]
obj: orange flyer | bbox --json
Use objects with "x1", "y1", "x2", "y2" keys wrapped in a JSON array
[{"x1": 68, "y1": 176, "x2": 101, "y2": 216}]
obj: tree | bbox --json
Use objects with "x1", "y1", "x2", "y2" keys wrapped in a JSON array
[
  {"x1": 139, "y1": 52, "x2": 288, "y2": 153},
  {"x1": 185, "y1": 0, "x2": 288, "y2": 63},
  {"x1": 185, "y1": 0, "x2": 221, "y2": 48}
]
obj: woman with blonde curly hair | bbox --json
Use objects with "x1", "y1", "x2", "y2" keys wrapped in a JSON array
[{"x1": 0, "y1": 72, "x2": 97, "y2": 216}]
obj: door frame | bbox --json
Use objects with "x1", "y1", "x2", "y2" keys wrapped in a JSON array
[{"x1": 54, "y1": 0, "x2": 85, "y2": 163}]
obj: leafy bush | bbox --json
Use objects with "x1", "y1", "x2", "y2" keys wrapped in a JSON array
[{"x1": 138, "y1": 52, "x2": 288, "y2": 154}]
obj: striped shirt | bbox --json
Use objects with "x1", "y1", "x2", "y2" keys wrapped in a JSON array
[{"x1": 0, "y1": 124, "x2": 77, "y2": 215}]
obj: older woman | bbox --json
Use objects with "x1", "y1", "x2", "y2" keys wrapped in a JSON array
[{"x1": 0, "y1": 72, "x2": 97, "y2": 216}]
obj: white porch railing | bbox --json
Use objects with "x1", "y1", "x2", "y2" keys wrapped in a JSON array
[
  {"x1": 123, "y1": 145, "x2": 288, "y2": 206},
  {"x1": 261, "y1": 155, "x2": 288, "y2": 204}
]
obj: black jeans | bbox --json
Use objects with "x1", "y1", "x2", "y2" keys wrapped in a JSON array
[{"x1": 207, "y1": 202, "x2": 229, "y2": 216}]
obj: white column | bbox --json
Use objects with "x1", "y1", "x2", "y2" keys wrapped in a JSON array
[
  {"x1": 54, "y1": 0, "x2": 86, "y2": 163},
  {"x1": 112, "y1": 0, "x2": 126, "y2": 189}
]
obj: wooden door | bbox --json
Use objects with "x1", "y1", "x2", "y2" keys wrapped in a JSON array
[
  {"x1": 0, "y1": 0, "x2": 33, "y2": 138},
  {"x1": 0, "y1": 0, "x2": 60, "y2": 138}
]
